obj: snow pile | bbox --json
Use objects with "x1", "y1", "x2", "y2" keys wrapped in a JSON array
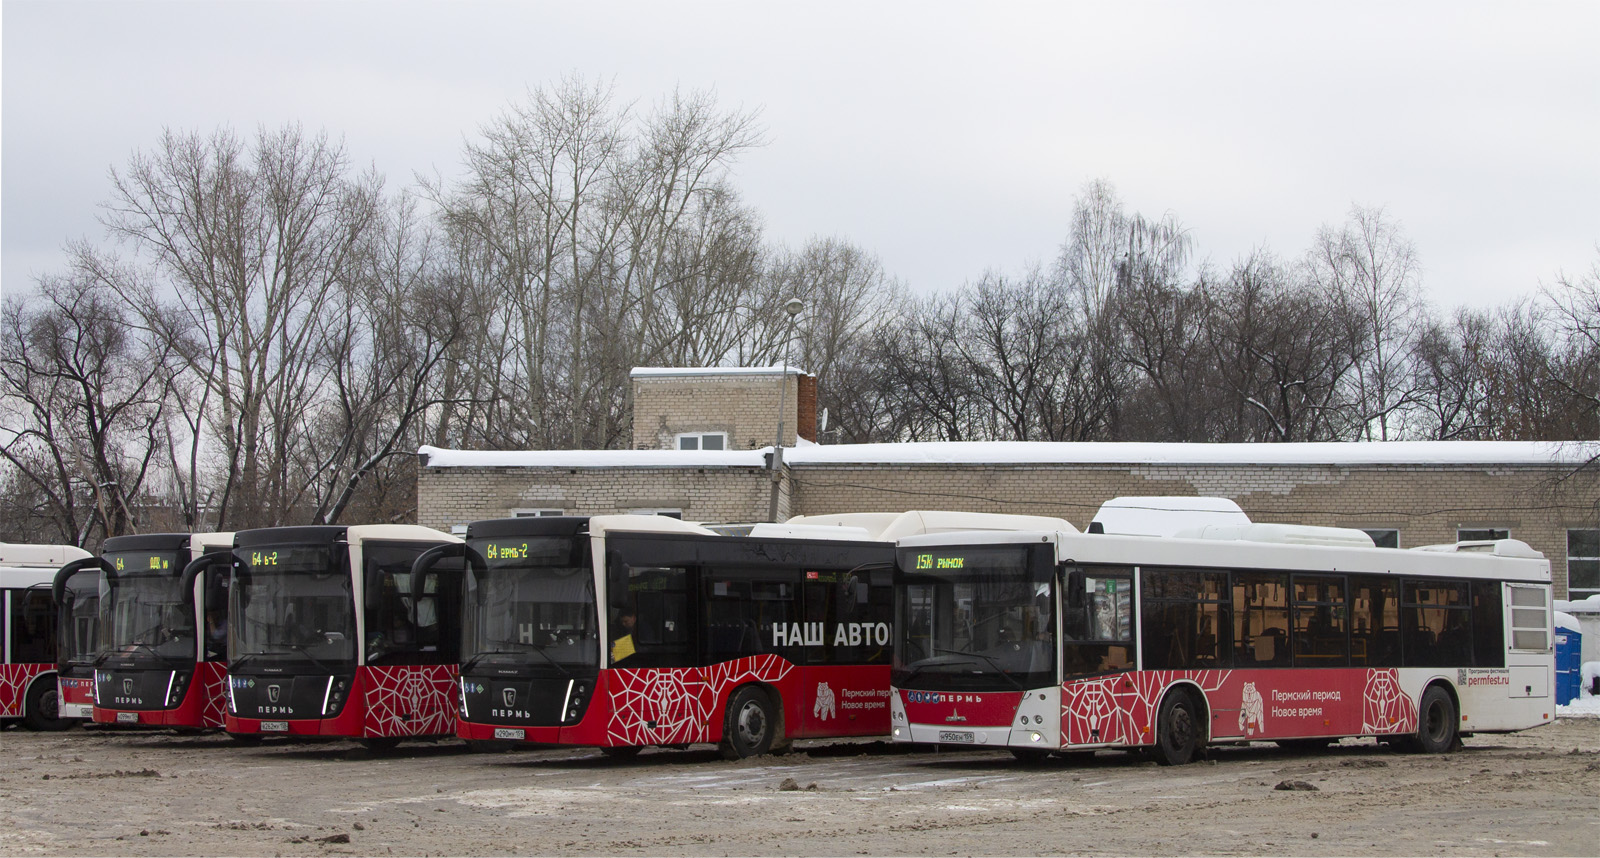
[
  {"x1": 1555, "y1": 594, "x2": 1600, "y2": 614},
  {"x1": 1555, "y1": 611, "x2": 1581, "y2": 633}
]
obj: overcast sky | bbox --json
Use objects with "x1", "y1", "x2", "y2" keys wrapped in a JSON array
[{"x1": 4, "y1": 1, "x2": 1597, "y2": 311}]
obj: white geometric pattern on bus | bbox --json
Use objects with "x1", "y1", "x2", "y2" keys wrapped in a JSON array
[
  {"x1": 1061, "y1": 670, "x2": 1232, "y2": 747},
  {"x1": 0, "y1": 663, "x2": 49, "y2": 718},
  {"x1": 362, "y1": 665, "x2": 457, "y2": 737},
  {"x1": 1360, "y1": 669, "x2": 1415, "y2": 734},
  {"x1": 196, "y1": 661, "x2": 229, "y2": 728},
  {"x1": 604, "y1": 655, "x2": 793, "y2": 746}
]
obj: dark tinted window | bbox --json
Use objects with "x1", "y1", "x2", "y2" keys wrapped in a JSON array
[
  {"x1": 364, "y1": 542, "x2": 458, "y2": 666},
  {"x1": 10, "y1": 587, "x2": 57, "y2": 664},
  {"x1": 1292, "y1": 575, "x2": 1348, "y2": 667},
  {"x1": 1471, "y1": 579, "x2": 1504, "y2": 668},
  {"x1": 1350, "y1": 576, "x2": 1402, "y2": 667},
  {"x1": 704, "y1": 568, "x2": 797, "y2": 663},
  {"x1": 1140, "y1": 569, "x2": 1229, "y2": 670},
  {"x1": 1233, "y1": 571, "x2": 1290, "y2": 667},
  {"x1": 800, "y1": 566, "x2": 891, "y2": 666},
  {"x1": 1403, "y1": 579, "x2": 1471, "y2": 667},
  {"x1": 610, "y1": 565, "x2": 693, "y2": 668}
]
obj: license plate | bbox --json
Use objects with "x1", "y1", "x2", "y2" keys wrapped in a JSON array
[
  {"x1": 260, "y1": 721, "x2": 289, "y2": 732},
  {"x1": 116, "y1": 711, "x2": 139, "y2": 724},
  {"x1": 939, "y1": 730, "x2": 975, "y2": 744},
  {"x1": 493, "y1": 728, "x2": 525, "y2": 741}
]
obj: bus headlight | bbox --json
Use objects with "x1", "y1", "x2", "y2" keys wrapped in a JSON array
[
  {"x1": 893, "y1": 727, "x2": 904, "y2": 739},
  {"x1": 1030, "y1": 732, "x2": 1043, "y2": 743}
]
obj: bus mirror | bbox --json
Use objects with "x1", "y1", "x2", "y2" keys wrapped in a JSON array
[{"x1": 1066, "y1": 568, "x2": 1086, "y2": 610}]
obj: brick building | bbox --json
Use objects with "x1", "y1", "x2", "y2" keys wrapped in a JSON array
[{"x1": 417, "y1": 367, "x2": 1600, "y2": 599}]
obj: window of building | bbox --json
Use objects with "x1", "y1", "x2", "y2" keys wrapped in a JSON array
[
  {"x1": 1507, "y1": 585, "x2": 1550, "y2": 652},
  {"x1": 1362, "y1": 528, "x2": 1400, "y2": 548},
  {"x1": 676, "y1": 432, "x2": 727, "y2": 451},
  {"x1": 629, "y1": 509, "x2": 683, "y2": 519},
  {"x1": 1567, "y1": 529, "x2": 1600, "y2": 599},
  {"x1": 513, "y1": 508, "x2": 565, "y2": 518},
  {"x1": 1458, "y1": 527, "x2": 1510, "y2": 542}
]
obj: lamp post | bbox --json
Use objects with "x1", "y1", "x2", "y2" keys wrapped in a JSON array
[{"x1": 768, "y1": 297, "x2": 804, "y2": 522}]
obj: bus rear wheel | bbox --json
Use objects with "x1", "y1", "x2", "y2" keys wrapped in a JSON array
[
  {"x1": 1413, "y1": 685, "x2": 1459, "y2": 754},
  {"x1": 22, "y1": 680, "x2": 70, "y2": 731},
  {"x1": 719, "y1": 686, "x2": 776, "y2": 760},
  {"x1": 1153, "y1": 690, "x2": 1202, "y2": 766}
]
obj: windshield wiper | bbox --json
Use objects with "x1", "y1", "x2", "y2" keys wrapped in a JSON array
[
  {"x1": 486, "y1": 637, "x2": 571, "y2": 676},
  {"x1": 933, "y1": 647, "x2": 1027, "y2": 692},
  {"x1": 461, "y1": 649, "x2": 526, "y2": 674}
]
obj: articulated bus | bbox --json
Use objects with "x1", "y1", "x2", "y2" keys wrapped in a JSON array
[
  {"x1": 889, "y1": 500, "x2": 1556, "y2": 764},
  {"x1": 224, "y1": 525, "x2": 462, "y2": 749},
  {"x1": 88, "y1": 533, "x2": 235, "y2": 729},
  {"x1": 432, "y1": 511, "x2": 1069, "y2": 758},
  {"x1": 2, "y1": 542, "x2": 93, "y2": 730}
]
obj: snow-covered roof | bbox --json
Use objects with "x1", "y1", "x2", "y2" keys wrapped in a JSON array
[
  {"x1": 419, "y1": 446, "x2": 769, "y2": 468},
  {"x1": 630, "y1": 365, "x2": 807, "y2": 379},
  {"x1": 420, "y1": 440, "x2": 1600, "y2": 469},
  {"x1": 784, "y1": 440, "x2": 1600, "y2": 467}
]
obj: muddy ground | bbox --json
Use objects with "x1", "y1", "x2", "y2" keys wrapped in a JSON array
[{"x1": 1, "y1": 719, "x2": 1596, "y2": 857}]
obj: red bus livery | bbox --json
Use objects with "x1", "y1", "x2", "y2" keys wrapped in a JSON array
[
  {"x1": 890, "y1": 499, "x2": 1556, "y2": 763},
  {"x1": 2, "y1": 542, "x2": 93, "y2": 730},
  {"x1": 53, "y1": 553, "x2": 108, "y2": 720},
  {"x1": 89, "y1": 533, "x2": 235, "y2": 729},
  {"x1": 224, "y1": 525, "x2": 462, "y2": 749},
  {"x1": 438, "y1": 514, "x2": 899, "y2": 758}
]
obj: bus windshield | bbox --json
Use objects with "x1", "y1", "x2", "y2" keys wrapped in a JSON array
[
  {"x1": 462, "y1": 536, "x2": 598, "y2": 672},
  {"x1": 100, "y1": 551, "x2": 194, "y2": 666},
  {"x1": 230, "y1": 544, "x2": 356, "y2": 669},
  {"x1": 892, "y1": 545, "x2": 1054, "y2": 691},
  {"x1": 59, "y1": 568, "x2": 102, "y2": 667}
]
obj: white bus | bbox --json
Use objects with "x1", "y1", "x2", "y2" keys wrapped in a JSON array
[
  {"x1": 2, "y1": 542, "x2": 93, "y2": 729},
  {"x1": 889, "y1": 499, "x2": 1555, "y2": 764}
]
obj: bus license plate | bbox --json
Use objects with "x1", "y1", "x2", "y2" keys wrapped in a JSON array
[
  {"x1": 493, "y1": 728, "x2": 524, "y2": 741},
  {"x1": 116, "y1": 712, "x2": 138, "y2": 724},
  {"x1": 939, "y1": 730, "x2": 975, "y2": 744},
  {"x1": 260, "y1": 721, "x2": 289, "y2": 732}
]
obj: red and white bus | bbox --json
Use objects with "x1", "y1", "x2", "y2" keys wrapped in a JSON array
[
  {"x1": 88, "y1": 533, "x2": 235, "y2": 729},
  {"x1": 433, "y1": 514, "x2": 899, "y2": 757},
  {"x1": 889, "y1": 500, "x2": 1556, "y2": 764},
  {"x1": 223, "y1": 525, "x2": 462, "y2": 749},
  {"x1": 2, "y1": 542, "x2": 93, "y2": 730}
]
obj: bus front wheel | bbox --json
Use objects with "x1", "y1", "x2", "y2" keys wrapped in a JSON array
[
  {"x1": 1153, "y1": 690, "x2": 1202, "y2": 766},
  {"x1": 22, "y1": 680, "x2": 70, "y2": 731},
  {"x1": 719, "y1": 686, "x2": 776, "y2": 760},
  {"x1": 1413, "y1": 686, "x2": 1459, "y2": 754}
]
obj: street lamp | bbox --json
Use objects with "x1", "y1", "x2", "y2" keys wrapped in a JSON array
[{"x1": 768, "y1": 298, "x2": 804, "y2": 521}]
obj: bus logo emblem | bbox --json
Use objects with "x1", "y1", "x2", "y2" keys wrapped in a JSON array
[
  {"x1": 122, "y1": 678, "x2": 134, "y2": 696},
  {"x1": 267, "y1": 685, "x2": 281, "y2": 704},
  {"x1": 502, "y1": 688, "x2": 516, "y2": 708}
]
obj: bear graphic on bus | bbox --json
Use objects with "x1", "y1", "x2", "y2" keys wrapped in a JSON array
[
  {"x1": 1238, "y1": 681, "x2": 1265, "y2": 736},
  {"x1": 813, "y1": 682, "x2": 836, "y2": 721}
]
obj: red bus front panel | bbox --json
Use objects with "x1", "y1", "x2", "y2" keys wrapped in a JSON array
[
  {"x1": 227, "y1": 664, "x2": 456, "y2": 739},
  {"x1": 92, "y1": 662, "x2": 230, "y2": 729},
  {"x1": 58, "y1": 674, "x2": 94, "y2": 719}
]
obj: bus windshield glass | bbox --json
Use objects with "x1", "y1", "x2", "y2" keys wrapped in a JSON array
[
  {"x1": 892, "y1": 545, "x2": 1054, "y2": 691},
  {"x1": 59, "y1": 568, "x2": 102, "y2": 666},
  {"x1": 462, "y1": 536, "x2": 598, "y2": 672},
  {"x1": 230, "y1": 545, "x2": 356, "y2": 669},
  {"x1": 100, "y1": 551, "x2": 193, "y2": 666}
]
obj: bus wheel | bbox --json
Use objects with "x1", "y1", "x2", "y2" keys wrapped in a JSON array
[
  {"x1": 361, "y1": 737, "x2": 402, "y2": 753},
  {"x1": 23, "y1": 681, "x2": 71, "y2": 731},
  {"x1": 719, "y1": 686, "x2": 776, "y2": 760},
  {"x1": 1413, "y1": 686, "x2": 1459, "y2": 754},
  {"x1": 1153, "y1": 690, "x2": 1202, "y2": 766},
  {"x1": 599, "y1": 745, "x2": 642, "y2": 760}
]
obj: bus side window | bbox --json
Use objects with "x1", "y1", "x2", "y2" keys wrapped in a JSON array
[
  {"x1": 1350, "y1": 575, "x2": 1402, "y2": 667},
  {"x1": 1232, "y1": 571, "x2": 1290, "y2": 667},
  {"x1": 1471, "y1": 579, "x2": 1504, "y2": 668},
  {"x1": 1403, "y1": 579, "x2": 1471, "y2": 668},
  {"x1": 1140, "y1": 569, "x2": 1228, "y2": 671},
  {"x1": 617, "y1": 566, "x2": 693, "y2": 668},
  {"x1": 11, "y1": 587, "x2": 57, "y2": 664},
  {"x1": 704, "y1": 568, "x2": 794, "y2": 663}
]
